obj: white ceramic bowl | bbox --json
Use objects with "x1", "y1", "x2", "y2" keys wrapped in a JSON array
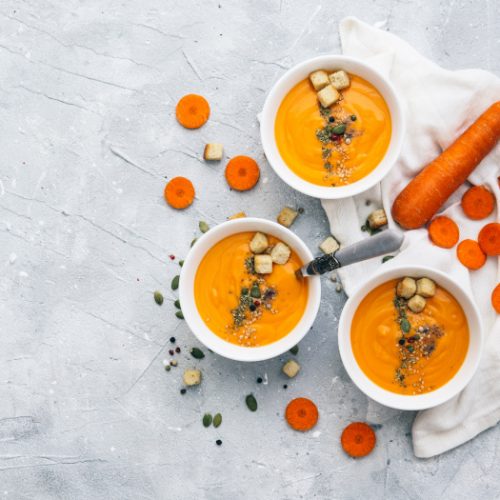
[
  {"x1": 179, "y1": 218, "x2": 321, "y2": 362},
  {"x1": 260, "y1": 55, "x2": 405, "y2": 199},
  {"x1": 338, "y1": 265, "x2": 483, "y2": 411}
]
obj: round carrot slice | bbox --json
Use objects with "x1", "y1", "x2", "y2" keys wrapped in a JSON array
[
  {"x1": 164, "y1": 176, "x2": 195, "y2": 209},
  {"x1": 478, "y1": 222, "x2": 500, "y2": 256},
  {"x1": 461, "y1": 185, "x2": 495, "y2": 220},
  {"x1": 225, "y1": 155, "x2": 260, "y2": 191},
  {"x1": 428, "y1": 216, "x2": 460, "y2": 248},
  {"x1": 175, "y1": 94, "x2": 210, "y2": 129},
  {"x1": 456, "y1": 239, "x2": 487, "y2": 270},
  {"x1": 492, "y1": 284, "x2": 500, "y2": 313},
  {"x1": 285, "y1": 397, "x2": 318, "y2": 432},
  {"x1": 341, "y1": 422, "x2": 376, "y2": 458}
]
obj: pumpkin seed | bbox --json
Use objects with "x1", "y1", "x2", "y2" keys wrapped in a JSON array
[
  {"x1": 332, "y1": 124, "x2": 346, "y2": 135},
  {"x1": 250, "y1": 284, "x2": 261, "y2": 299},
  {"x1": 191, "y1": 347, "x2": 205, "y2": 359},
  {"x1": 213, "y1": 413, "x2": 222, "y2": 428},
  {"x1": 245, "y1": 394, "x2": 257, "y2": 412},
  {"x1": 199, "y1": 221, "x2": 210, "y2": 233},
  {"x1": 289, "y1": 345, "x2": 299, "y2": 355},
  {"x1": 153, "y1": 291, "x2": 164, "y2": 305},
  {"x1": 400, "y1": 318, "x2": 411, "y2": 334},
  {"x1": 175, "y1": 311, "x2": 184, "y2": 320},
  {"x1": 202, "y1": 413, "x2": 212, "y2": 427},
  {"x1": 382, "y1": 255, "x2": 394, "y2": 263},
  {"x1": 174, "y1": 299, "x2": 181, "y2": 309},
  {"x1": 191, "y1": 238, "x2": 197, "y2": 247},
  {"x1": 179, "y1": 260, "x2": 184, "y2": 267},
  {"x1": 171, "y1": 275, "x2": 180, "y2": 290}
]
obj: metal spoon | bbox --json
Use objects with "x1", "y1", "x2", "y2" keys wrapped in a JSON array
[{"x1": 296, "y1": 229, "x2": 404, "y2": 278}]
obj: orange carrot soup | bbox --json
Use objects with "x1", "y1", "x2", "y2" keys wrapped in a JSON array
[
  {"x1": 351, "y1": 278, "x2": 469, "y2": 395},
  {"x1": 194, "y1": 232, "x2": 308, "y2": 347},
  {"x1": 275, "y1": 71, "x2": 391, "y2": 187}
]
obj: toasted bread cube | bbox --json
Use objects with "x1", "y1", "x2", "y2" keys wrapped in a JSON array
[
  {"x1": 228, "y1": 211, "x2": 246, "y2": 220},
  {"x1": 317, "y1": 84, "x2": 340, "y2": 108},
  {"x1": 416, "y1": 278, "x2": 436, "y2": 298},
  {"x1": 203, "y1": 143, "x2": 224, "y2": 161},
  {"x1": 329, "y1": 70, "x2": 350, "y2": 90},
  {"x1": 249, "y1": 232, "x2": 269, "y2": 254},
  {"x1": 396, "y1": 277, "x2": 417, "y2": 299},
  {"x1": 408, "y1": 294, "x2": 426, "y2": 313},
  {"x1": 319, "y1": 236, "x2": 340, "y2": 254},
  {"x1": 277, "y1": 207, "x2": 299, "y2": 228},
  {"x1": 254, "y1": 254, "x2": 273, "y2": 274},
  {"x1": 282, "y1": 359, "x2": 301, "y2": 378},
  {"x1": 183, "y1": 369, "x2": 202, "y2": 386},
  {"x1": 367, "y1": 209, "x2": 388, "y2": 229},
  {"x1": 270, "y1": 242, "x2": 291, "y2": 265},
  {"x1": 309, "y1": 70, "x2": 330, "y2": 91}
]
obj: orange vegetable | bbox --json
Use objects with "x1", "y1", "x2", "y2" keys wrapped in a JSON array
[
  {"x1": 492, "y1": 284, "x2": 500, "y2": 313},
  {"x1": 461, "y1": 185, "x2": 495, "y2": 220},
  {"x1": 225, "y1": 155, "x2": 260, "y2": 191},
  {"x1": 392, "y1": 101, "x2": 500, "y2": 229},
  {"x1": 478, "y1": 222, "x2": 500, "y2": 256},
  {"x1": 285, "y1": 397, "x2": 318, "y2": 432},
  {"x1": 164, "y1": 177, "x2": 195, "y2": 209},
  {"x1": 457, "y1": 239, "x2": 486, "y2": 270},
  {"x1": 175, "y1": 94, "x2": 210, "y2": 129},
  {"x1": 428, "y1": 216, "x2": 460, "y2": 248},
  {"x1": 341, "y1": 422, "x2": 376, "y2": 458}
]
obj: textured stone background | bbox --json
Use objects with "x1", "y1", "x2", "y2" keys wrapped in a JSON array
[{"x1": 1, "y1": 0, "x2": 499, "y2": 498}]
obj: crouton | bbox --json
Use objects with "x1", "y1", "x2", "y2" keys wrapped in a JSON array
[
  {"x1": 329, "y1": 70, "x2": 350, "y2": 90},
  {"x1": 309, "y1": 70, "x2": 330, "y2": 91},
  {"x1": 249, "y1": 232, "x2": 269, "y2": 254},
  {"x1": 277, "y1": 207, "x2": 299, "y2": 227},
  {"x1": 254, "y1": 254, "x2": 273, "y2": 274},
  {"x1": 367, "y1": 209, "x2": 388, "y2": 230},
  {"x1": 183, "y1": 369, "x2": 202, "y2": 386},
  {"x1": 408, "y1": 295, "x2": 426, "y2": 313},
  {"x1": 396, "y1": 277, "x2": 417, "y2": 299},
  {"x1": 203, "y1": 143, "x2": 224, "y2": 161},
  {"x1": 416, "y1": 278, "x2": 436, "y2": 298},
  {"x1": 228, "y1": 212, "x2": 246, "y2": 220},
  {"x1": 319, "y1": 236, "x2": 340, "y2": 254},
  {"x1": 282, "y1": 359, "x2": 301, "y2": 378},
  {"x1": 317, "y1": 84, "x2": 340, "y2": 108},
  {"x1": 270, "y1": 242, "x2": 291, "y2": 265}
]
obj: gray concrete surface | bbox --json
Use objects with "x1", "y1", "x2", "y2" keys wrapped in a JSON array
[{"x1": 1, "y1": 0, "x2": 499, "y2": 498}]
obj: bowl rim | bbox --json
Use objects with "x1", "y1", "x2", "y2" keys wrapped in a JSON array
[
  {"x1": 260, "y1": 54, "x2": 405, "y2": 200},
  {"x1": 179, "y1": 217, "x2": 321, "y2": 362},
  {"x1": 337, "y1": 264, "x2": 484, "y2": 411}
]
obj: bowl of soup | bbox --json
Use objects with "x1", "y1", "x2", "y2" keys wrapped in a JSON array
[
  {"x1": 260, "y1": 55, "x2": 404, "y2": 199},
  {"x1": 338, "y1": 265, "x2": 483, "y2": 410},
  {"x1": 179, "y1": 218, "x2": 321, "y2": 361}
]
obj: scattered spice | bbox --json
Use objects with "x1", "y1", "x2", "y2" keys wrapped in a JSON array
[
  {"x1": 175, "y1": 347, "x2": 181, "y2": 354},
  {"x1": 170, "y1": 360, "x2": 178, "y2": 367},
  {"x1": 191, "y1": 347, "x2": 205, "y2": 359},
  {"x1": 153, "y1": 291, "x2": 164, "y2": 305},
  {"x1": 382, "y1": 255, "x2": 394, "y2": 263},
  {"x1": 245, "y1": 394, "x2": 258, "y2": 412}
]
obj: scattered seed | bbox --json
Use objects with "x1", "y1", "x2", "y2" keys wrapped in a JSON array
[
  {"x1": 256, "y1": 377, "x2": 263, "y2": 384},
  {"x1": 175, "y1": 347, "x2": 181, "y2": 353},
  {"x1": 174, "y1": 299, "x2": 181, "y2": 309},
  {"x1": 169, "y1": 254, "x2": 175, "y2": 260},
  {"x1": 213, "y1": 413, "x2": 222, "y2": 428},
  {"x1": 199, "y1": 221, "x2": 210, "y2": 233},
  {"x1": 170, "y1": 360, "x2": 178, "y2": 367},
  {"x1": 382, "y1": 255, "x2": 394, "y2": 263},
  {"x1": 298, "y1": 207, "x2": 305, "y2": 214},
  {"x1": 351, "y1": 115, "x2": 357, "y2": 121},
  {"x1": 175, "y1": 311, "x2": 184, "y2": 320},
  {"x1": 330, "y1": 273, "x2": 337, "y2": 282},
  {"x1": 283, "y1": 384, "x2": 288, "y2": 389},
  {"x1": 289, "y1": 345, "x2": 299, "y2": 356},
  {"x1": 169, "y1": 349, "x2": 174, "y2": 356},
  {"x1": 216, "y1": 439, "x2": 222, "y2": 446},
  {"x1": 180, "y1": 388, "x2": 186, "y2": 395},
  {"x1": 164, "y1": 365, "x2": 171, "y2": 372},
  {"x1": 170, "y1": 337, "x2": 176, "y2": 343},
  {"x1": 332, "y1": 123, "x2": 346, "y2": 135},
  {"x1": 153, "y1": 291, "x2": 164, "y2": 305},
  {"x1": 336, "y1": 284, "x2": 342, "y2": 292},
  {"x1": 179, "y1": 260, "x2": 184, "y2": 267},
  {"x1": 245, "y1": 394, "x2": 258, "y2": 412},
  {"x1": 400, "y1": 319, "x2": 411, "y2": 334},
  {"x1": 203, "y1": 413, "x2": 213, "y2": 427},
  {"x1": 190, "y1": 238, "x2": 197, "y2": 247},
  {"x1": 171, "y1": 275, "x2": 180, "y2": 290},
  {"x1": 191, "y1": 347, "x2": 205, "y2": 359}
]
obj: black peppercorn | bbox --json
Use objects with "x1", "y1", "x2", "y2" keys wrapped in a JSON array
[
  {"x1": 256, "y1": 377, "x2": 263, "y2": 384},
  {"x1": 216, "y1": 439, "x2": 222, "y2": 446},
  {"x1": 175, "y1": 347, "x2": 181, "y2": 353},
  {"x1": 170, "y1": 337, "x2": 176, "y2": 343},
  {"x1": 329, "y1": 116, "x2": 335, "y2": 123},
  {"x1": 398, "y1": 338, "x2": 405, "y2": 345},
  {"x1": 180, "y1": 388, "x2": 186, "y2": 395}
]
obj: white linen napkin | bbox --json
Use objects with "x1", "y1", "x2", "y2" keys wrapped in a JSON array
[{"x1": 323, "y1": 17, "x2": 500, "y2": 458}]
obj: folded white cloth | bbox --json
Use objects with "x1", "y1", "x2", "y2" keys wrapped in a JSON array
[{"x1": 322, "y1": 17, "x2": 500, "y2": 458}]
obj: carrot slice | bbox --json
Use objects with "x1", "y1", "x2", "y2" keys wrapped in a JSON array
[
  {"x1": 175, "y1": 94, "x2": 210, "y2": 129},
  {"x1": 492, "y1": 284, "x2": 500, "y2": 313},
  {"x1": 457, "y1": 239, "x2": 487, "y2": 270},
  {"x1": 285, "y1": 398, "x2": 318, "y2": 432},
  {"x1": 478, "y1": 222, "x2": 500, "y2": 256},
  {"x1": 461, "y1": 185, "x2": 495, "y2": 220},
  {"x1": 341, "y1": 422, "x2": 376, "y2": 458},
  {"x1": 392, "y1": 101, "x2": 500, "y2": 229},
  {"x1": 428, "y1": 216, "x2": 460, "y2": 248},
  {"x1": 164, "y1": 177, "x2": 195, "y2": 209},
  {"x1": 225, "y1": 155, "x2": 260, "y2": 191}
]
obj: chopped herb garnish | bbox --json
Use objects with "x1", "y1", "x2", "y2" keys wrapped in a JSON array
[
  {"x1": 245, "y1": 256, "x2": 256, "y2": 274},
  {"x1": 332, "y1": 123, "x2": 346, "y2": 135}
]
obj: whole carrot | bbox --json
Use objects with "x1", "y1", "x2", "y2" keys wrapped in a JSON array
[{"x1": 392, "y1": 101, "x2": 500, "y2": 229}]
